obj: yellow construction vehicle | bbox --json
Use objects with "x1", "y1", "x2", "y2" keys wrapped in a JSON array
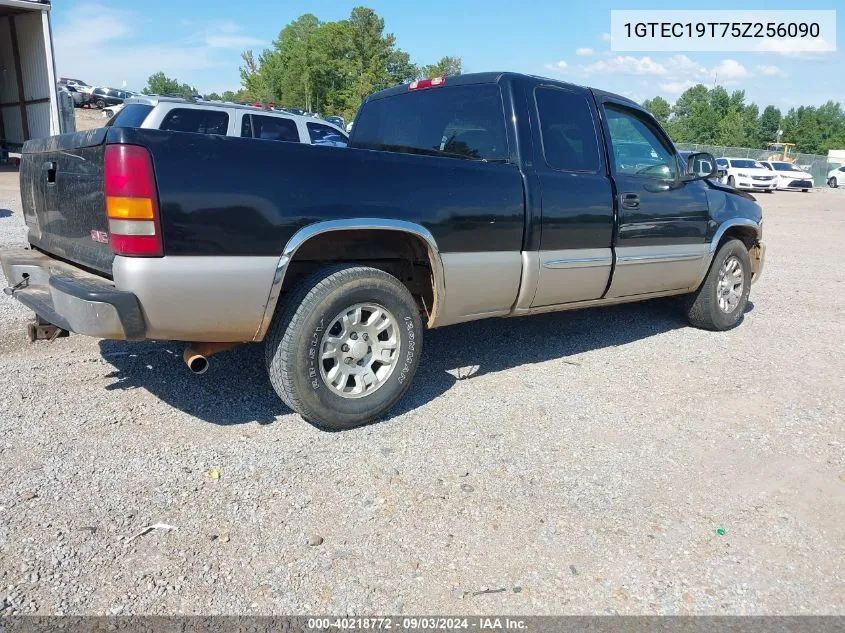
[{"x1": 767, "y1": 142, "x2": 796, "y2": 163}]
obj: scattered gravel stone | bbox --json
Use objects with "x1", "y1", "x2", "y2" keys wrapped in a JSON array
[{"x1": 307, "y1": 534, "x2": 324, "y2": 547}]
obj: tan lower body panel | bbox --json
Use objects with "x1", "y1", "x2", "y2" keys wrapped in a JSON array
[
  {"x1": 437, "y1": 251, "x2": 523, "y2": 327},
  {"x1": 532, "y1": 248, "x2": 612, "y2": 307},
  {"x1": 606, "y1": 244, "x2": 709, "y2": 298},
  {"x1": 112, "y1": 256, "x2": 279, "y2": 342}
]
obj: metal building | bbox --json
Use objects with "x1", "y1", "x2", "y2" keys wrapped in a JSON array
[{"x1": 1, "y1": 0, "x2": 68, "y2": 150}]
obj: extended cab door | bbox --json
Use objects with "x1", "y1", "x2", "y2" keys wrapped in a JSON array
[
  {"x1": 528, "y1": 85, "x2": 615, "y2": 307},
  {"x1": 597, "y1": 97, "x2": 710, "y2": 297}
]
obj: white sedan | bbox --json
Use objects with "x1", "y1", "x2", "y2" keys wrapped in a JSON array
[
  {"x1": 759, "y1": 160, "x2": 814, "y2": 191},
  {"x1": 828, "y1": 165, "x2": 845, "y2": 188},
  {"x1": 715, "y1": 157, "x2": 777, "y2": 193}
]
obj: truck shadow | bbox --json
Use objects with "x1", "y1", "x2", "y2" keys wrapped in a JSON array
[{"x1": 98, "y1": 297, "x2": 740, "y2": 428}]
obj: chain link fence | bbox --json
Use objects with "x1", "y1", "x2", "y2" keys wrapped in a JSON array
[{"x1": 676, "y1": 143, "x2": 832, "y2": 188}]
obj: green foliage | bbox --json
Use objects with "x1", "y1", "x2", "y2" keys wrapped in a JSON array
[
  {"x1": 759, "y1": 105, "x2": 781, "y2": 143},
  {"x1": 642, "y1": 96, "x2": 670, "y2": 126},
  {"x1": 422, "y1": 56, "x2": 463, "y2": 79},
  {"x1": 142, "y1": 72, "x2": 195, "y2": 99},
  {"x1": 644, "y1": 83, "x2": 845, "y2": 154},
  {"x1": 205, "y1": 92, "x2": 222, "y2": 101},
  {"x1": 236, "y1": 7, "x2": 461, "y2": 121}
]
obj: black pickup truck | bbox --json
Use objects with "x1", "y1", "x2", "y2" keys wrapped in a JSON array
[{"x1": 1, "y1": 72, "x2": 765, "y2": 429}]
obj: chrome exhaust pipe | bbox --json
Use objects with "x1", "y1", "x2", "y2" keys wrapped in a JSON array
[{"x1": 183, "y1": 342, "x2": 240, "y2": 375}]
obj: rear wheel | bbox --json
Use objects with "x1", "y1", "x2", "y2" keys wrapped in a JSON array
[
  {"x1": 829, "y1": 177, "x2": 839, "y2": 188},
  {"x1": 265, "y1": 265, "x2": 422, "y2": 430},
  {"x1": 686, "y1": 239, "x2": 751, "y2": 331},
  {"x1": 95, "y1": 99, "x2": 105, "y2": 109}
]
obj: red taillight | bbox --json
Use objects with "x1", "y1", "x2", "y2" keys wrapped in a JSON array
[
  {"x1": 104, "y1": 144, "x2": 163, "y2": 257},
  {"x1": 409, "y1": 76, "x2": 446, "y2": 91}
]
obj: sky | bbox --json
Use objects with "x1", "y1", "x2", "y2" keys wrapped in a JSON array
[{"x1": 50, "y1": 0, "x2": 844, "y2": 110}]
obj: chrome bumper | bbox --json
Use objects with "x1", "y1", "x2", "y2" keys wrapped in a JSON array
[{"x1": 0, "y1": 248, "x2": 145, "y2": 339}]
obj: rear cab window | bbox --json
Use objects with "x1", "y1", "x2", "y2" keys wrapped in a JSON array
[
  {"x1": 351, "y1": 83, "x2": 509, "y2": 162},
  {"x1": 105, "y1": 104, "x2": 153, "y2": 128},
  {"x1": 160, "y1": 108, "x2": 229, "y2": 135},
  {"x1": 534, "y1": 87, "x2": 600, "y2": 172}
]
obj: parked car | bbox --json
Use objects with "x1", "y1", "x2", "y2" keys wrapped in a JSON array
[
  {"x1": 90, "y1": 87, "x2": 133, "y2": 109},
  {"x1": 1, "y1": 72, "x2": 765, "y2": 430},
  {"x1": 58, "y1": 84, "x2": 90, "y2": 107},
  {"x1": 58, "y1": 77, "x2": 91, "y2": 92},
  {"x1": 102, "y1": 96, "x2": 348, "y2": 146},
  {"x1": 827, "y1": 165, "x2": 845, "y2": 188},
  {"x1": 103, "y1": 103, "x2": 125, "y2": 119},
  {"x1": 715, "y1": 157, "x2": 777, "y2": 193},
  {"x1": 759, "y1": 160, "x2": 813, "y2": 191}
]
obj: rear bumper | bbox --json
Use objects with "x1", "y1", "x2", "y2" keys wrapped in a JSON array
[{"x1": 0, "y1": 248, "x2": 145, "y2": 339}]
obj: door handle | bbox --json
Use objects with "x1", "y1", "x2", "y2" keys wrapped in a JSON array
[
  {"x1": 620, "y1": 193, "x2": 640, "y2": 209},
  {"x1": 41, "y1": 161, "x2": 57, "y2": 184}
]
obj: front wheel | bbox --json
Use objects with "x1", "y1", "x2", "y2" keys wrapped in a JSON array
[
  {"x1": 728, "y1": 175, "x2": 736, "y2": 188},
  {"x1": 95, "y1": 99, "x2": 105, "y2": 109},
  {"x1": 265, "y1": 265, "x2": 422, "y2": 430},
  {"x1": 829, "y1": 177, "x2": 839, "y2": 188},
  {"x1": 685, "y1": 239, "x2": 751, "y2": 331}
]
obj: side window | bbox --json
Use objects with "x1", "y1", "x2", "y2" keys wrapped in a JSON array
[
  {"x1": 351, "y1": 84, "x2": 508, "y2": 161},
  {"x1": 159, "y1": 108, "x2": 229, "y2": 135},
  {"x1": 307, "y1": 122, "x2": 348, "y2": 146},
  {"x1": 240, "y1": 114, "x2": 253, "y2": 138},
  {"x1": 605, "y1": 105, "x2": 677, "y2": 179},
  {"x1": 535, "y1": 87, "x2": 600, "y2": 172},
  {"x1": 250, "y1": 115, "x2": 300, "y2": 142}
]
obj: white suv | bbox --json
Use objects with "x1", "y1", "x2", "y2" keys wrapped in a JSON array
[
  {"x1": 106, "y1": 96, "x2": 348, "y2": 147},
  {"x1": 715, "y1": 157, "x2": 777, "y2": 193},
  {"x1": 828, "y1": 165, "x2": 845, "y2": 188}
]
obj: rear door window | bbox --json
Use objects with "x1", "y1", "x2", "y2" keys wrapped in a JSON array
[
  {"x1": 534, "y1": 87, "x2": 600, "y2": 172},
  {"x1": 244, "y1": 115, "x2": 300, "y2": 142},
  {"x1": 352, "y1": 84, "x2": 508, "y2": 161},
  {"x1": 159, "y1": 108, "x2": 229, "y2": 135},
  {"x1": 307, "y1": 122, "x2": 348, "y2": 146}
]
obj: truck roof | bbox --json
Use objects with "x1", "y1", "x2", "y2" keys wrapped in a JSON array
[{"x1": 364, "y1": 71, "x2": 637, "y2": 108}]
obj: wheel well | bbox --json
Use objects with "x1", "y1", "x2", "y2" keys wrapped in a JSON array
[
  {"x1": 719, "y1": 226, "x2": 758, "y2": 250},
  {"x1": 278, "y1": 229, "x2": 436, "y2": 322}
]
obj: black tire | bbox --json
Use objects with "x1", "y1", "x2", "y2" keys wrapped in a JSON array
[
  {"x1": 728, "y1": 175, "x2": 736, "y2": 188},
  {"x1": 685, "y1": 239, "x2": 751, "y2": 331},
  {"x1": 766, "y1": 189, "x2": 774, "y2": 193},
  {"x1": 802, "y1": 189, "x2": 809, "y2": 193},
  {"x1": 265, "y1": 265, "x2": 423, "y2": 430},
  {"x1": 95, "y1": 99, "x2": 105, "y2": 109},
  {"x1": 829, "y1": 177, "x2": 838, "y2": 188}
]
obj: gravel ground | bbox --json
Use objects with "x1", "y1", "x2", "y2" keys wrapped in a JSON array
[{"x1": 0, "y1": 178, "x2": 843, "y2": 616}]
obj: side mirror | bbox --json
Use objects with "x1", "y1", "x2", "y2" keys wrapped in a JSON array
[{"x1": 686, "y1": 152, "x2": 718, "y2": 179}]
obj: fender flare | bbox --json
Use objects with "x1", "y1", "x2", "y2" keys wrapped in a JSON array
[{"x1": 253, "y1": 219, "x2": 446, "y2": 341}]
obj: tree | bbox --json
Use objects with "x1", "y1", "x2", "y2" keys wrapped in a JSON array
[
  {"x1": 422, "y1": 56, "x2": 462, "y2": 78},
  {"x1": 205, "y1": 92, "x2": 222, "y2": 101},
  {"x1": 741, "y1": 103, "x2": 761, "y2": 147},
  {"x1": 759, "y1": 105, "x2": 781, "y2": 144},
  {"x1": 221, "y1": 90, "x2": 238, "y2": 102},
  {"x1": 716, "y1": 108, "x2": 743, "y2": 146},
  {"x1": 142, "y1": 72, "x2": 194, "y2": 99},
  {"x1": 234, "y1": 8, "x2": 461, "y2": 120},
  {"x1": 642, "y1": 96, "x2": 670, "y2": 126}
]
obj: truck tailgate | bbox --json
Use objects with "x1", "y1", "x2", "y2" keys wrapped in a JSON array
[{"x1": 21, "y1": 128, "x2": 114, "y2": 276}]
